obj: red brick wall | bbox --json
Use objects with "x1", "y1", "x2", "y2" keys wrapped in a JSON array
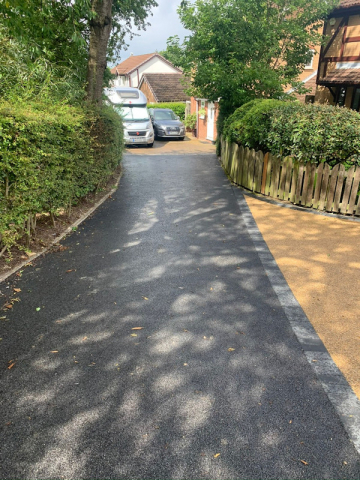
[{"x1": 189, "y1": 98, "x2": 219, "y2": 141}]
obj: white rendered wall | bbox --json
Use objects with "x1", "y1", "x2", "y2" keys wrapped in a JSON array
[{"x1": 130, "y1": 57, "x2": 179, "y2": 87}]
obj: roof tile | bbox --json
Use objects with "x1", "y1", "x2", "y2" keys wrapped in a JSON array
[
  {"x1": 141, "y1": 73, "x2": 191, "y2": 102},
  {"x1": 320, "y1": 68, "x2": 360, "y2": 84}
]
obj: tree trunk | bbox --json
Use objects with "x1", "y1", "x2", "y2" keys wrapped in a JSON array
[{"x1": 86, "y1": 0, "x2": 113, "y2": 104}]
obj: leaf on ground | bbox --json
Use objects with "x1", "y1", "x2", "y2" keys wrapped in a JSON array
[
  {"x1": 13, "y1": 288, "x2": 21, "y2": 293},
  {"x1": 131, "y1": 333, "x2": 138, "y2": 337},
  {"x1": 8, "y1": 362, "x2": 16, "y2": 370},
  {"x1": 300, "y1": 460, "x2": 308, "y2": 465},
  {"x1": 213, "y1": 453, "x2": 221, "y2": 458},
  {"x1": 228, "y1": 347, "x2": 235, "y2": 352},
  {"x1": 5, "y1": 304, "x2": 12, "y2": 309},
  {"x1": 50, "y1": 350, "x2": 58, "y2": 353},
  {"x1": 142, "y1": 296, "x2": 149, "y2": 300},
  {"x1": 82, "y1": 336, "x2": 88, "y2": 341},
  {"x1": 66, "y1": 269, "x2": 76, "y2": 273},
  {"x1": 36, "y1": 307, "x2": 41, "y2": 311},
  {"x1": 131, "y1": 327, "x2": 144, "y2": 330}
]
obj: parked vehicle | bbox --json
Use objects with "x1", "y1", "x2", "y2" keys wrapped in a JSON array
[
  {"x1": 148, "y1": 108, "x2": 186, "y2": 140},
  {"x1": 104, "y1": 87, "x2": 154, "y2": 147}
]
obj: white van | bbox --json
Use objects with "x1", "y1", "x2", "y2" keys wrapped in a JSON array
[{"x1": 104, "y1": 87, "x2": 154, "y2": 147}]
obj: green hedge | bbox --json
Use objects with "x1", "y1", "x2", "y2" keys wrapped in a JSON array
[
  {"x1": 0, "y1": 101, "x2": 124, "y2": 251},
  {"x1": 147, "y1": 102, "x2": 186, "y2": 120},
  {"x1": 223, "y1": 99, "x2": 360, "y2": 168}
]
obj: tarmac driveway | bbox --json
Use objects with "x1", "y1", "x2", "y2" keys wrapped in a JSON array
[{"x1": 0, "y1": 151, "x2": 360, "y2": 479}]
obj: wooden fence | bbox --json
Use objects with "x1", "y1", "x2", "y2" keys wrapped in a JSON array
[{"x1": 220, "y1": 137, "x2": 360, "y2": 216}]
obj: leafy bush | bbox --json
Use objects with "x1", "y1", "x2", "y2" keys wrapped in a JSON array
[
  {"x1": 223, "y1": 99, "x2": 288, "y2": 149},
  {"x1": 267, "y1": 103, "x2": 360, "y2": 168},
  {"x1": 0, "y1": 101, "x2": 123, "y2": 251},
  {"x1": 184, "y1": 113, "x2": 197, "y2": 129},
  {"x1": 223, "y1": 99, "x2": 360, "y2": 168},
  {"x1": 147, "y1": 102, "x2": 186, "y2": 120},
  {"x1": 0, "y1": 29, "x2": 85, "y2": 105}
]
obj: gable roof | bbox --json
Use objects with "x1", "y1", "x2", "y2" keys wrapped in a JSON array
[
  {"x1": 139, "y1": 73, "x2": 191, "y2": 102},
  {"x1": 292, "y1": 71, "x2": 318, "y2": 102},
  {"x1": 110, "y1": 53, "x2": 181, "y2": 76}
]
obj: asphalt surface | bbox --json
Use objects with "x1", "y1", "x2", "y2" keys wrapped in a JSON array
[{"x1": 1, "y1": 152, "x2": 360, "y2": 479}]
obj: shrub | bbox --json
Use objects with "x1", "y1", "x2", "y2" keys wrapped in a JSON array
[
  {"x1": 147, "y1": 102, "x2": 186, "y2": 120},
  {"x1": 223, "y1": 99, "x2": 360, "y2": 168},
  {"x1": 267, "y1": 103, "x2": 360, "y2": 168},
  {"x1": 0, "y1": 101, "x2": 123, "y2": 251},
  {"x1": 223, "y1": 99, "x2": 288, "y2": 149},
  {"x1": 184, "y1": 113, "x2": 197, "y2": 130}
]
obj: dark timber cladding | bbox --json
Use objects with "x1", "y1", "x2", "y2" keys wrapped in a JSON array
[{"x1": 317, "y1": 0, "x2": 360, "y2": 90}]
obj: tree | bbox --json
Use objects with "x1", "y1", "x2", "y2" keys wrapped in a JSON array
[
  {"x1": 178, "y1": 0, "x2": 339, "y2": 116},
  {"x1": 0, "y1": 0, "x2": 158, "y2": 104},
  {"x1": 86, "y1": 0, "x2": 158, "y2": 103},
  {"x1": 160, "y1": 35, "x2": 186, "y2": 68}
]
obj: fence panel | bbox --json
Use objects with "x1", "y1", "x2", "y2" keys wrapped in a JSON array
[
  {"x1": 247, "y1": 149, "x2": 256, "y2": 192},
  {"x1": 264, "y1": 154, "x2": 273, "y2": 196},
  {"x1": 340, "y1": 166, "x2": 355, "y2": 214},
  {"x1": 254, "y1": 151, "x2": 264, "y2": 193},
  {"x1": 220, "y1": 139, "x2": 359, "y2": 216},
  {"x1": 261, "y1": 153, "x2": 269, "y2": 195},
  {"x1": 230, "y1": 144, "x2": 239, "y2": 181},
  {"x1": 333, "y1": 164, "x2": 346, "y2": 213},
  {"x1": 278, "y1": 158, "x2": 288, "y2": 200},
  {"x1": 237, "y1": 145, "x2": 245, "y2": 186},
  {"x1": 347, "y1": 167, "x2": 360, "y2": 215},
  {"x1": 270, "y1": 156, "x2": 281, "y2": 198},
  {"x1": 283, "y1": 157, "x2": 294, "y2": 201},
  {"x1": 313, "y1": 163, "x2": 324, "y2": 210},
  {"x1": 325, "y1": 164, "x2": 340, "y2": 212},
  {"x1": 307, "y1": 164, "x2": 317, "y2": 207},
  {"x1": 294, "y1": 163, "x2": 305, "y2": 205}
]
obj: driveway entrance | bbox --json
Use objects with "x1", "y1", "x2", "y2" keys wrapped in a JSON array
[{"x1": 126, "y1": 132, "x2": 215, "y2": 156}]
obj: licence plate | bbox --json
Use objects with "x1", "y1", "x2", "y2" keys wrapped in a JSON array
[{"x1": 132, "y1": 138, "x2": 146, "y2": 142}]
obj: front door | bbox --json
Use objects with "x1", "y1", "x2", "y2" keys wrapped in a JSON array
[{"x1": 207, "y1": 102, "x2": 215, "y2": 141}]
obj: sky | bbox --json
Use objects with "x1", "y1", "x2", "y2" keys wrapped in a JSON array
[{"x1": 116, "y1": 0, "x2": 189, "y2": 63}]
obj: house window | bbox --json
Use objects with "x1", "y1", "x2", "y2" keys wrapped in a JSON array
[
  {"x1": 336, "y1": 87, "x2": 347, "y2": 107},
  {"x1": 351, "y1": 87, "x2": 360, "y2": 111},
  {"x1": 304, "y1": 50, "x2": 315, "y2": 69}
]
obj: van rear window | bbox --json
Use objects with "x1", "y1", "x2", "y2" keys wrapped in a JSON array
[{"x1": 117, "y1": 90, "x2": 139, "y2": 99}]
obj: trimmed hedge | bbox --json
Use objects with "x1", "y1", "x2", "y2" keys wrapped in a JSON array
[
  {"x1": 0, "y1": 101, "x2": 124, "y2": 251},
  {"x1": 222, "y1": 99, "x2": 360, "y2": 169},
  {"x1": 147, "y1": 102, "x2": 186, "y2": 120}
]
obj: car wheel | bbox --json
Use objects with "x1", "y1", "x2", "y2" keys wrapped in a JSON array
[
  {"x1": 147, "y1": 143, "x2": 154, "y2": 148},
  {"x1": 179, "y1": 137, "x2": 185, "y2": 141}
]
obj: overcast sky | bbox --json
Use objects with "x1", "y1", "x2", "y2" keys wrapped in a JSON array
[{"x1": 116, "y1": 0, "x2": 189, "y2": 62}]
